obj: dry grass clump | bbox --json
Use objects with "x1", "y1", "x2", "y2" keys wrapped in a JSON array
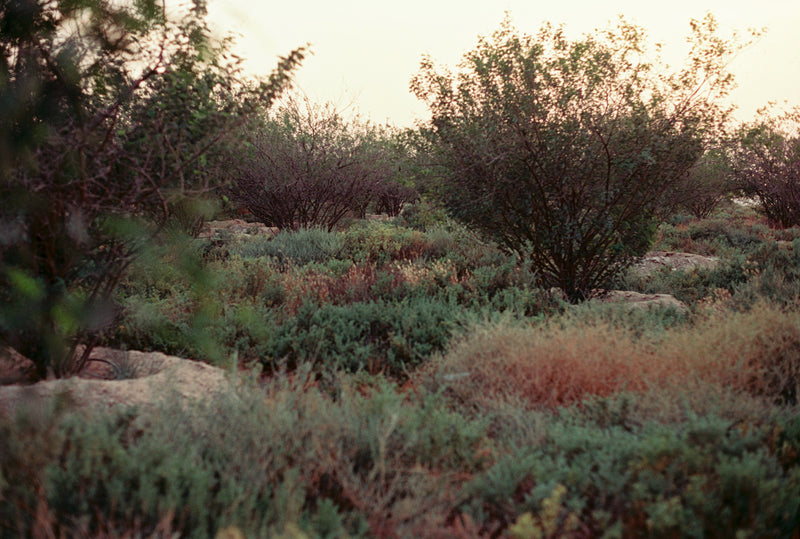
[
  {"x1": 433, "y1": 320, "x2": 657, "y2": 409},
  {"x1": 665, "y1": 302, "x2": 800, "y2": 405},
  {"x1": 433, "y1": 302, "x2": 800, "y2": 410}
]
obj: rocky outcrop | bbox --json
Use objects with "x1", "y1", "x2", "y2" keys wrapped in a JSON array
[
  {"x1": 597, "y1": 290, "x2": 688, "y2": 314},
  {"x1": 199, "y1": 219, "x2": 278, "y2": 239},
  {"x1": 631, "y1": 251, "x2": 719, "y2": 279},
  {"x1": 0, "y1": 347, "x2": 232, "y2": 417}
]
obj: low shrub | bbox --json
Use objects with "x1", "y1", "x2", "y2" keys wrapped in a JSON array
[
  {"x1": 343, "y1": 221, "x2": 430, "y2": 265},
  {"x1": 230, "y1": 227, "x2": 346, "y2": 265},
  {"x1": 460, "y1": 411, "x2": 800, "y2": 538},
  {"x1": 615, "y1": 255, "x2": 750, "y2": 306},
  {"x1": 0, "y1": 371, "x2": 489, "y2": 538},
  {"x1": 431, "y1": 318, "x2": 658, "y2": 410},
  {"x1": 267, "y1": 298, "x2": 467, "y2": 375}
]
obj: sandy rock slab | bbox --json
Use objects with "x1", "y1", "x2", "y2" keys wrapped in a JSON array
[
  {"x1": 0, "y1": 347, "x2": 232, "y2": 417},
  {"x1": 632, "y1": 251, "x2": 719, "y2": 278},
  {"x1": 597, "y1": 290, "x2": 689, "y2": 314},
  {"x1": 198, "y1": 219, "x2": 277, "y2": 239}
]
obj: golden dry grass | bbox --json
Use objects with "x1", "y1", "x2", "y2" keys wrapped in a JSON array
[{"x1": 432, "y1": 302, "x2": 800, "y2": 410}]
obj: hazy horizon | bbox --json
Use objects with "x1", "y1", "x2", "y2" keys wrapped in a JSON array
[{"x1": 204, "y1": 0, "x2": 800, "y2": 126}]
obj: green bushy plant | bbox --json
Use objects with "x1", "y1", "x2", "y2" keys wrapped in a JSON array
[
  {"x1": 231, "y1": 227, "x2": 346, "y2": 265},
  {"x1": 0, "y1": 0, "x2": 303, "y2": 379},
  {"x1": 1, "y1": 369, "x2": 491, "y2": 538},
  {"x1": 461, "y1": 410, "x2": 800, "y2": 538},
  {"x1": 267, "y1": 298, "x2": 467, "y2": 375},
  {"x1": 343, "y1": 221, "x2": 430, "y2": 265}
]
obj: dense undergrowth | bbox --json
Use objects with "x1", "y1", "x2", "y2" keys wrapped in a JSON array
[{"x1": 2, "y1": 202, "x2": 800, "y2": 538}]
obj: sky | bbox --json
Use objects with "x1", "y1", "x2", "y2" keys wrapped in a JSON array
[{"x1": 204, "y1": 0, "x2": 800, "y2": 127}]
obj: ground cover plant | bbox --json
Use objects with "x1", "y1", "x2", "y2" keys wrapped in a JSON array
[
  {"x1": 5, "y1": 203, "x2": 800, "y2": 538},
  {"x1": 2, "y1": 5, "x2": 800, "y2": 538}
]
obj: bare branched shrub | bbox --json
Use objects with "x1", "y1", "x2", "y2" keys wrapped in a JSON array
[
  {"x1": 733, "y1": 107, "x2": 800, "y2": 228},
  {"x1": 229, "y1": 98, "x2": 400, "y2": 230},
  {"x1": 374, "y1": 181, "x2": 418, "y2": 216},
  {"x1": 674, "y1": 147, "x2": 737, "y2": 218}
]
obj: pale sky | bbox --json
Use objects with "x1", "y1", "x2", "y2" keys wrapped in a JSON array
[{"x1": 206, "y1": 0, "x2": 800, "y2": 127}]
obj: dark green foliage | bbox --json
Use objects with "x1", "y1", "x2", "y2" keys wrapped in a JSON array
[
  {"x1": 462, "y1": 408, "x2": 800, "y2": 537},
  {"x1": 0, "y1": 0, "x2": 303, "y2": 378},
  {"x1": 268, "y1": 298, "x2": 465, "y2": 375},
  {"x1": 0, "y1": 375, "x2": 490, "y2": 538}
]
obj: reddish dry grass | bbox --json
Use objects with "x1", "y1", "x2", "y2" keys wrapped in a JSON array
[
  {"x1": 280, "y1": 265, "x2": 380, "y2": 314},
  {"x1": 435, "y1": 302, "x2": 800, "y2": 409}
]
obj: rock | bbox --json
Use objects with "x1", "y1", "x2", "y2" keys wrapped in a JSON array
[
  {"x1": 631, "y1": 251, "x2": 719, "y2": 279},
  {"x1": 598, "y1": 290, "x2": 688, "y2": 314},
  {"x1": 0, "y1": 347, "x2": 36, "y2": 385},
  {"x1": 198, "y1": 219, "x2": 278, "y2": 239},
  {"x1": 0, "y1": 347, "x2": 233, "y2": 417}
]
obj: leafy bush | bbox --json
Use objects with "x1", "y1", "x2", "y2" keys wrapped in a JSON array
[
  {"x1": 0, "y1": 0, "x2": 302, "y2": 379},
  {"x1": 0, "y1": 372, "x2": 489, "y2": 538},
  {"x1": 231, "y1": 227, "x2": 346, "y2": 265},
  {"x1": 673, "y1": 146, "x2": 737, "y2": 218},
  {"x1": 412, "y1": 15, "x2": 748, "y2": 300},
  {"x1": 341, "y1": 221, "x2": 430, "y2": 265}
]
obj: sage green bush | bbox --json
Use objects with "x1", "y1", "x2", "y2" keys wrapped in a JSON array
[
  {"x1": 267, "y1": 298, "x2": 467, "y2": 375},
  {"x1": 462, "y1": 409, "x2": 800, "y2": 538},
  {"x1": 0, "y1": 373, "x2": 489, "y2": 538}
]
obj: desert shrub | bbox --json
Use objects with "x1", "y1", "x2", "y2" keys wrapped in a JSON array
[
  {"x1": 0, "y1": 396, "x2": 73, "y2": 538},
  {"x1": 616, "y1": 255, "x2": 750, "y2": 306},
  {"x1": 686, "y1": 218, "x2": 773, "y2": 254},
  {"x1": 397, "y1": 199, "x2": 451, "y2": 230},
  {"x1": 732, "y1": 246, "x2": 800, "y2": 308},
  {"x1": 412, "y1": 15, "x2": 748, "y2": 300},
  {"x1": 460, "y1": 411, "x2": 800, "y2": 538},
  {"x1": 373, "y1": 180, "x2": 418, "y2": 216},
  {"x1": 1, "y1": 370, "x2": 490, "y2": 538},
  {"x1": 231, "y1": 227, "x2": 346, "y2": 265},
  {"x1": 672, "y1": 301, "x2": 800, "y2": 405},
  {"x1": 0, "y1": 1, "x2": 303, "y2": 379},
  {"x1": 733, "y1": 107, "x2": 800, "y2": 227},
  {"x1": 229, "y1": 97, "x2": 396, "y2": 231},
  {"x1": 673, "y1": 146, "x2": 737, "y2": 219},
  {"x1": 431, "y1": 318, "x2": 659, "y2": 410},
  {"x1": 432, "y1": 302, "x2": 800, "y2": 411},
  {"x1": 267, "y1": 298, "x2": 466, "y2": 375},
  {"x1": 343, "y1": 221, "x2": 430, "y2": 265},
  {"x1": 29, "y1": 388, "x2": 370, "y2": 538}
]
